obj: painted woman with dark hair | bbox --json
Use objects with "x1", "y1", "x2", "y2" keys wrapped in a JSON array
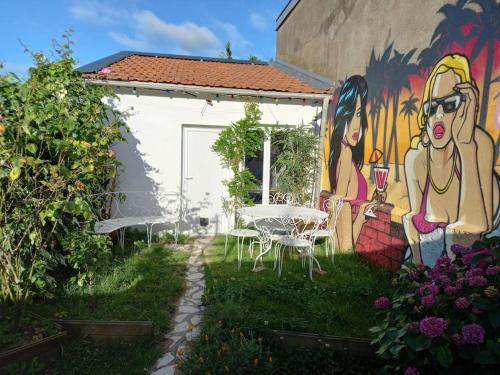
[{"x1": 328, "y1": 75, "x2": 376, "y2": 251}]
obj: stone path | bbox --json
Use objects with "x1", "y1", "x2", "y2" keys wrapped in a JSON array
[{"x1": 151, "y1": 237, "x2": 213, "y2": 375}]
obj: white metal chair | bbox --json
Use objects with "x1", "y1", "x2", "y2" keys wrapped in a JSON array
[
  {"x1": 273, "y1": 216, "x2": 323, "y2": 280},
  {"x1": 305, "y1": 196, "x2": 344, "y2": 263},
  {"x1": 224, "y1": 206, "x2": 259, "y2": 270}
]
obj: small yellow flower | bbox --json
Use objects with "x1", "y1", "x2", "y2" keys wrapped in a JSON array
[
  {"x1": 268, "y1": 356, "x2": 273, "y2": 363},
  {"x1": 254, "y1": 358, "x2": 259, "y2": 366},
  {"x1": 0, "y1": 123, "x2": 5, "y2": 136},
  {"x1": 204, "y1": 334, "x2": 209, "y2": 342}
]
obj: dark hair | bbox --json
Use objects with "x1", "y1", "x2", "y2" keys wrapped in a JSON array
[{"x1": 328, "y1": 75, "x2": 368, "y2": 192}]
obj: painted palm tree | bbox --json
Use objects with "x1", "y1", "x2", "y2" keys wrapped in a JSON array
[
  {"x1": 400, "y1": 94, "x2": 420, "y2": 143},
  {"x1": 385, "y1": 49, "x2": 419, "y2": 181},
  {"x1": 418, "y1": 0, "x2": 473, "y2": 74},
  {"x1": 466, "y1": 0, "x2": 500, "y2": 128},
  {"x1": 376, "y1": 44, "x2": 393, "y2": 168},
  {"x1": 364, "y1": 49, "x2": 385, "y2": 181}
]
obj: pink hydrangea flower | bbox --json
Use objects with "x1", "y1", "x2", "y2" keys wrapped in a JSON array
[
  {"x1": 462, "y1": 323, "x2": 485, "y2": 344},
  {"x1": 374, "y1": 296, "x2": 391, "y2": 310},
  {"x1": 486, "y1": 265, "x2": 500, "y2": 276},
  {"x1": 465, "y1": 268, "x2": 483, "y2": 278},
  {"x1": 419, "y1": 317, "x2": 448, "y2": 338},
  {"x1": 454, "y1": 297, "x2": 470, "y2": 310},
  {"x1": 417, "y1": 283, "x2": 439, "y2": 296},
  {"x1": 468, "y1": 276, "x2": 488, "y2": 287}
]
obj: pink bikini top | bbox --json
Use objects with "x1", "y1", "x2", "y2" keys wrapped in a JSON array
[
  {"x1": 412, "y1": 161, "x2": 461, "y2": 234},
  {"x1": 339, "y1": 139, "x2": 367, "y2": 205}
]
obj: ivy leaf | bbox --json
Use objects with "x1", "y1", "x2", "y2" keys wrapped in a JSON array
[
  {"x1": 436, "y1": 346, "x2": 453, "y2": 367},
  {"x1": 9, "y1": 166, "x2": 21, "y2": 181},
  {"x1": 26, "y1": 143, "x2": 38, "y2": 154}
]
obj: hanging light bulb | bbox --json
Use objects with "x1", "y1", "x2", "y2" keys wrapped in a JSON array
[
  {"x1": 216, "y1": 94, "x2": 220, "y2": 103},
  {"x1": 274, "y1": 98, "x2": 279, "y2": 105},
  {"x1": 132, "y1": 87, "x2": 137, "y2": 95}
]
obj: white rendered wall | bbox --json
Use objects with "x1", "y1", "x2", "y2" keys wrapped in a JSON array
[{"x1": 110, "y1": 88, "x2": 320, "y2": 235}]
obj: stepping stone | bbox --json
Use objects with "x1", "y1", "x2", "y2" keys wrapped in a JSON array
[
  {"x1": 174, "y1": 314, "x2": 187, "y2": 323},
  {"x1": 156, "y1": 353, "x2": 174, "y2": 368},
  {"x1": 151, "y1": 365, "x2": 175, "y2": 375},
  {"x1": 165, "y1": 334, "x2": 182, "y2": 347},
  {"x1": 179, "y1": 305, "x2": 199, "y2": 314},
  {"x1": 187, "y1": 272, "x2": 204, "y2": 281},
  {"x1": 172, "y1": 321, "x2": 190, "y2": 333},
  {"x1": 186, "y1": 329, "x2": 200, "y2": 342},
  {"x1": 192, "y1": 290, "x2": 203, "y2": 300},
  {"x1": 195, "y1": 279, "x2": 206, "y2": 288},
  {"x1": 190, "y1": 314, "x2": 202, "y2": 326}
]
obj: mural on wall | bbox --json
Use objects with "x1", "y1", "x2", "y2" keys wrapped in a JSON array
[{"x1": 321, "y1": 0, "x2": 500, "y2": 266}]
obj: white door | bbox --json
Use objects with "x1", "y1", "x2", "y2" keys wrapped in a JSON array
[{"x1": 182, "y1": 126, "x2": 231, "y2": 235}]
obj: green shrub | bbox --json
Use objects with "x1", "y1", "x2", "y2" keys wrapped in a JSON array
[
  {"x1": 370, "y1": 237, "x2": 500, "y2": 374},
  {"x1": 0, "y1": 31, "x2": 127, "y2": 314}
]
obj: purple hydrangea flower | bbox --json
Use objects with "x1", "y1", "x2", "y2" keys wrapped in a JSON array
[
  {"x1": 444, "y1": 286, "x2": 457, "y2": 296},
  {"x1": 436, "y1": 274, "x2": 451, "y2": 287},
  {"x1": 404, "y1": 367, "x2": 420, "y2": 375},
  {"x1": 484, "y1": 286, "x2": 498, "y2": 298},
  {"x1": 421, "y1": 294, "x2": 435, "y2": 306},
  {"x1": 417, "y1": 283, "x2": 439, "y2": 296},
  {"x1": 454, "y1": 297, "x2": 470, "y2": 310},
  {"x1": 465, "y1": 268, "x2": 483, "y2": 278},
  {"x1": 451, "y1": 244, "x2": 473, "y2": 255},
  {"x1": 468, "y1": 276, "x2": 488, "y2": 287},
  {"x1": 419, "y1": 317, "x2": 448, "y2": 338},
  {"x1": 450, "y1": 333, "x2": 465, "y2": 346},
  {"x1": 463, "y1": 249, "x2": 491, "y2": 265},
  {"x1": 374, "y1": 296, "x2": 391, "y2": 310},
  {"x1": 462, "y1": 323, "x2": 485, "y2": 344},
  {"x1": 455, "y1": 278, "x2": 465, "y2": 290},
  {"x1": 486, "y1": 265, "x2": 500, "y2": 276}
]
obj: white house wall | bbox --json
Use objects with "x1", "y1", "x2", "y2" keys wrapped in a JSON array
[{"x1": 110, "y1": 89, "x2": 320, "y2": 235}]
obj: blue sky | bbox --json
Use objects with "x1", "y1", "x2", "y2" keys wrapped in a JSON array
[{"x1": 0, "y1": 0, "x2": 288, "y2": 76}]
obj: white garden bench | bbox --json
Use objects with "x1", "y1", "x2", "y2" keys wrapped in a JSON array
[{"x1": 91, "y1": 191, "x2": 182, "y2": 248}]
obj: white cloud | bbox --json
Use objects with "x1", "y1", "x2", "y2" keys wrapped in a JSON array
[
  {"x1": 109, "y1": 32, "x2": 152, "y2": 51},
  {"x1": 214, "y1": 21, "x2": 252, "y2": 58},
  {"x1": 249, "y1": 12, "x2": 268, "y2": 30},
  {"x1": 69, "y1": 1, "x2": 128, "y2": 25},
  {"x1": 133, "y1": 10, "x2": 221, "y2": 53}
]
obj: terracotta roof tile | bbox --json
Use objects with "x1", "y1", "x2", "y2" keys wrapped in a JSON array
[{"x1": 82, "y1": 54, "x2": 326, "y2": 94}]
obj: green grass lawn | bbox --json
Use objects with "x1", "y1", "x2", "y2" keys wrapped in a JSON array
[
  {"x1": 31, "y1": 245, "x2": 188, "y2": 375},
  {"x1": 203, "y1": 236, "x2": 392, "y2": 337},
  {"x1": 180, "y1": 236, "x2": 392, "y2": 374}
]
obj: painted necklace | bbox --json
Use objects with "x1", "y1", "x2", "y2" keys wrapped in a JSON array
[{"x1": 427, "y1": 145, "x2": 457, "y2": 195}]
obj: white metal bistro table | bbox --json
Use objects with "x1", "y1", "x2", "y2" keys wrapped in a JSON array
[{"x1": 238, "y1": 205, "x2": 328, "y2": 278}]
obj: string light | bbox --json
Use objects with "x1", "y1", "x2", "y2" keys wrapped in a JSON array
[{"x1": 132, "y1": 87, "x2": 137, "y2": 95}]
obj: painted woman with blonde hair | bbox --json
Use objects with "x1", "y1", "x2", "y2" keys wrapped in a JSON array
[{"x1": 403, "y1": 54, "x2": 499, "y2": 266}]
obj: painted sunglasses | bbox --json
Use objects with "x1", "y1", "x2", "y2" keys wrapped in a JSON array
[{"x1": 423, "y1": 93, "x2": 466, "y2": 117}]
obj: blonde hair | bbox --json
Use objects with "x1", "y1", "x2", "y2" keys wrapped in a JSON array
[{"x1": 410, "y1": 54, "x2": 472, "y2": 149}]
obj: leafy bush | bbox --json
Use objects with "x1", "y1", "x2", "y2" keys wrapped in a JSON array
[
  {"x1": 62, "y1": 232, "x2": 112, "y2": 290},
  {"x1": 271, "y1": 126, "x2": 319, "y2": 206},
  {"x1": 370, "y1": 237, "x2": 500, "y2": 374},
  {"x1": 212, "y1": 102, "x2": 263, "y2": 215},
  {"x1": 0, "y1": 32, "x2": 127, "y2": 312}
]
